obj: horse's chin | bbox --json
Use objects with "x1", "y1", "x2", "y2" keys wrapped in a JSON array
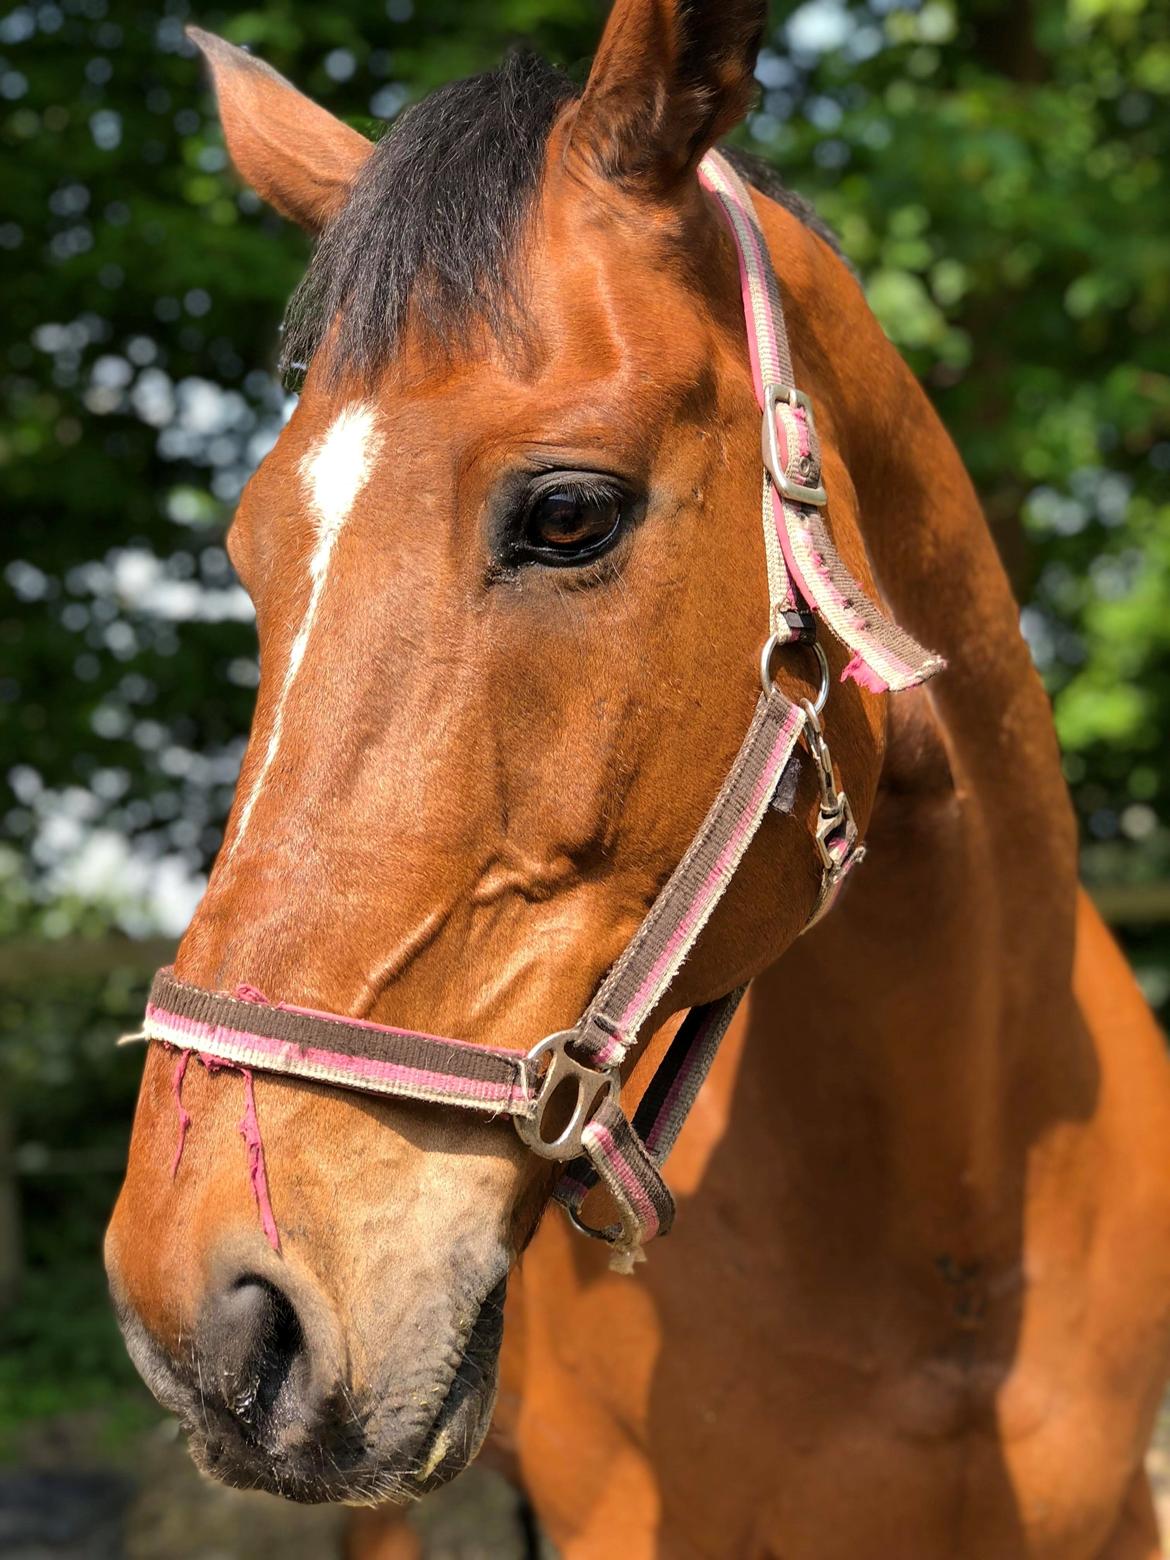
[{"x1": 188, "y1": 1359, "x2": 501, "y2": 1506}]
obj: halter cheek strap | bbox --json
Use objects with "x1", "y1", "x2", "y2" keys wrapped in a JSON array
[
  {"x1": 697, "y1": 154, "x2": 945, "y2": 695},
  {"x1": 136, "y1": 151, "x2": 942, "y2": 1273}
]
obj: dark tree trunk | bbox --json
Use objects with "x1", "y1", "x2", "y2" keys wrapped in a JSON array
[
  {"x1": 0, "y1": 1100, "x2": 22, "y2": 1311},
  {"x1": 969, "y1": 0, "x2": 1050, "y2": 84}
]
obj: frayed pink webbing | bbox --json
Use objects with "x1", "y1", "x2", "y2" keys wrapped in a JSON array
[
  {"x1": 841, "y1": 650, "x2": 894, "y2": 696},
  {"x1": 238, "y1": 1067, "x2": 280, "y2": 1253},
  {"x1": 699, "y1": 150, "x2": 943, "y2": 695},
  {"x1": 231, "y1": 983, "x2": 280, "y2": 1251},
  {"x1": 163, "y1": 981, "x2": 281, "y2": 1252}
]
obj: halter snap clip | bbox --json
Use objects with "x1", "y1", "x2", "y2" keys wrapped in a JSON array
[{"x1": 800, "y1": 698, "x2": 860, "y2": 875}]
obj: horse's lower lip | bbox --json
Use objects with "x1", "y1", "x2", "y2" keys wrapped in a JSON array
[{"x1": 411, "y1": 1275, "x2": 507, "y2": 1490}]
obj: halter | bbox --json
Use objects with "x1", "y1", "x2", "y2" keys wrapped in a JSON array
[{"x1": 137, "y1": 152, "x2": 942, "y2": 1272}]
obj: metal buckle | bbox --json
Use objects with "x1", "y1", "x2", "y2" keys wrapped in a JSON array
[
  {"x1": 762, "y1": 383, "x2": 828, "y2": 507},
  {"x1": 514, "y1": 1032, "x2": 620, "y2": 1162}
]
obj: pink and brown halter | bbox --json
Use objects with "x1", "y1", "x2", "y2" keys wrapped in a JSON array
[{"x1": 137, "y1": 153, "x2": 942, "y2": 1271}]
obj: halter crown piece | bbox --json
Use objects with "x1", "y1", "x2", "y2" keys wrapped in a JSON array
[{"x1": 139, "y1": 153, "x2": 943, "y2": 1272}]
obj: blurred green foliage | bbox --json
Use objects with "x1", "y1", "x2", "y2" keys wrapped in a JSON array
[
  {"x1": 1, "y1": 0, "x2": 1168, "y2": 1438},
  {"x1": 0, "y1": 973, "x2": 152, "y2": 1450}
]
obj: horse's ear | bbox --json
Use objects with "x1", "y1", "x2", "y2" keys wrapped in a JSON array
[
  {"x1": 568, "y1": 0, "x2": 765, "y2": 192},
  {"x1": 187, "y1": 28, "x2": 372, "y2": 235}
]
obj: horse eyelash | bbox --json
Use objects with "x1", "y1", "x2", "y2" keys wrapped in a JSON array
[{"x1": 522, "y1": 473, "x2": 627, "y2": 509}]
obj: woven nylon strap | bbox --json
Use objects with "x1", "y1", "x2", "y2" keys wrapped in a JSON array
[
  {"x1": 144, "y1": 972, "x2": 530, "y2": 1110},
  {"x1": 698, "y1": 153, "x2": 944, "y2": 692},
  {"x1": 139, "y1": 149, "x2": 942, "y2": 1272},
  {"x1": 574, "y1": 691, "x2": 805, "y2": 1071}
]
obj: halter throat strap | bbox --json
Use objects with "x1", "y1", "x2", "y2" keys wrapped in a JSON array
[{"x1": 139, "y1": 151, "x2": 942, "y2": 1272}]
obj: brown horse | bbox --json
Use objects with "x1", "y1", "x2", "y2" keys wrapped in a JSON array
[{"x1": 105, "y1": 3, "x2": 1170, "y2": 1555}]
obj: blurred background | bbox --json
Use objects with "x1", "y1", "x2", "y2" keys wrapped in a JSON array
[{"x1": 2, "y1": 0, "x2": 1169, "y2": 1554}]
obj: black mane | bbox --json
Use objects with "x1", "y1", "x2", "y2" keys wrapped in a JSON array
[
  {"x1": 722, "y1": 146, "x2": 843, "y2": 262},
  {"x1": 281, "y1": 51, "x2": 574, "y2": 382},
  {"x1": 281, "y1": 51, "x2": 840, "y2": 384}
]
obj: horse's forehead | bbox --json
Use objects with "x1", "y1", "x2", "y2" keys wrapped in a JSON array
[
  {"x1": 237, "y1": 393, "x2": 381, "y2": 529},
  {"x1": 533, "y1": 190, "x2": 708, "y2": 336},
  {"x1": 248, "y1": 205, "x2": 721, "y2": 522},
  {"x1": 297, "y1": 402, "x2": 381, "y2": 531},
  {"x1": 265, "y1": 338, "x2": 712, "y2": 504}
]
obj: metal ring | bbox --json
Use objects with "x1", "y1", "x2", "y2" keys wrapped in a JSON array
[
  {"x1": 759, "y1": 634, "x2": 831, "y2": 716},
  {"x1": 565, "y1": 1201, "x2": 618, "y2": 1244}
]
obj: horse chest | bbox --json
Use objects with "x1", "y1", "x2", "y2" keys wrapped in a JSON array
[{"x1": 514, "y1": 1202, "x2": 1156, "y2": 1560}]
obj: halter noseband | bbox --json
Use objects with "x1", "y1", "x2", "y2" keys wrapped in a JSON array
[{"x1": 138, "y1": 152, "x2": 942, "y2": 1272}]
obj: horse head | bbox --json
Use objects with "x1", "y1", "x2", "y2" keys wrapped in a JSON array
[{"x1": 105, "y1": 0, "x2": 890, "y2": 1502}]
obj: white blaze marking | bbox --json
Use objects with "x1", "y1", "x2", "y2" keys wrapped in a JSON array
[{"x1": 225, "y1": 403, "x2": 381, "y2": 860}]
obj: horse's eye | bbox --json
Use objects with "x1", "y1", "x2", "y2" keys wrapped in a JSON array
[{"x1": 520, "y1": 484, "x2": 625, "y2": 564}]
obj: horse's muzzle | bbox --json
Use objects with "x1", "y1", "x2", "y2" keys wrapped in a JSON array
[{"x1": 106, "y1": 1236, "x2": 506, "y2": 1504}]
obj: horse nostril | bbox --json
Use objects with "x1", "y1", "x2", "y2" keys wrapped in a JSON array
[{"x1": 206, "y1": 1276, "x2": 305, "y2": 1433}]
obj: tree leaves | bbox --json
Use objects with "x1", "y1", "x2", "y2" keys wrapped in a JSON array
[{"x1": 2, "y1": 0, "x2": 1167, "y2": 982}]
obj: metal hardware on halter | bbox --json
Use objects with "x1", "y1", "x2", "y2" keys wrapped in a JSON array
[
  {"x1": 816, "y1": 793, "x2": 860, "y2": 874},
  {"x1": 761, "y1": 383, "x2": 828, "y2": 507},
  {"x1": 781, "y1": 607, "x2": 817, "y2": 644},
  {"x1": 800, "y1": 698, "x2": 859, "y2": 875},
  {"x1": 760, "y1": 634, "x2": 830, "y2": 714},
  {"x1": 566, "y1": 1200, "x2": 618, "y2": 1245},
  {"x1": 514, "y1": 1032, "x2": 621, "y2": 1161}
]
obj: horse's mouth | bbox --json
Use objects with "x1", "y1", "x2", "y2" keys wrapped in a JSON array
[
  {"x1": 202, "y1": 1275, "x2": 507, "y2": 1505},
  {"x1": 112, "y1": 1271, "x2": 507, "y2": 1506},
  {"x1": 409, "y1": 1275, "x2": 507, "y2": 1494}
]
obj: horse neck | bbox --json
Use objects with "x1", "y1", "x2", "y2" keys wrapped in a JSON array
[{"x1": 745, "y1": 202, "x2": 1092, "y2": 1238}]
